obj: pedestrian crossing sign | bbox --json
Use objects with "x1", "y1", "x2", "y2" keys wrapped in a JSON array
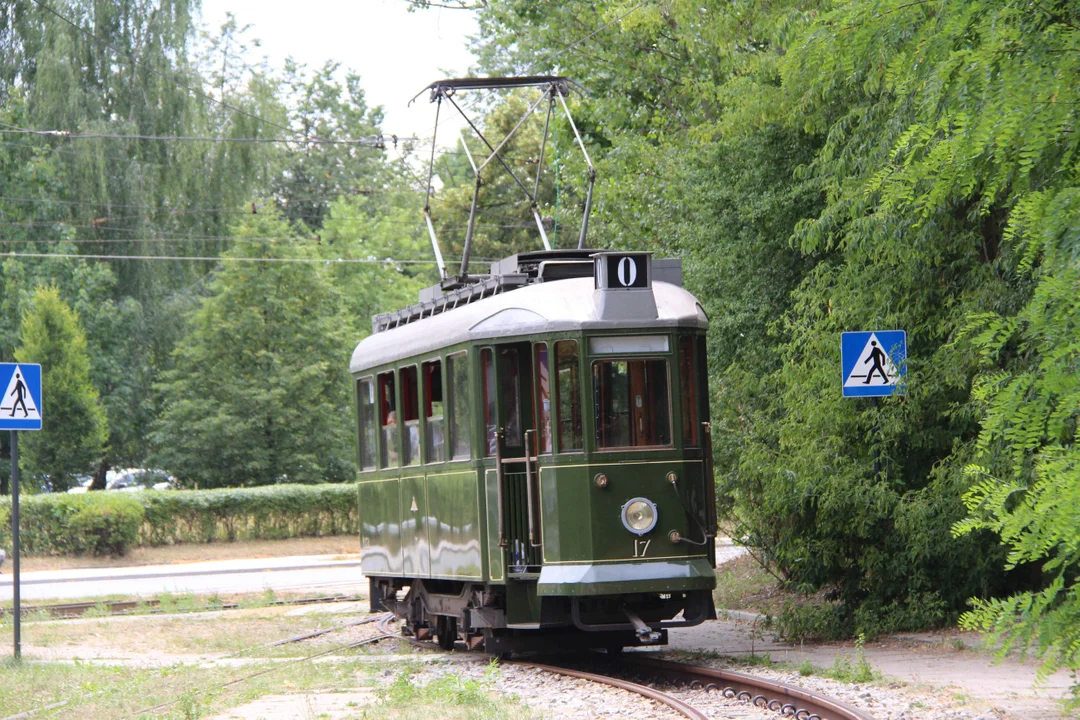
[
  {"x1": 0, "y1": 363, "x2": 42, "y2": 430},
  {"x1": 841, "y1": 331, "x2": 906, "y2": 398}
]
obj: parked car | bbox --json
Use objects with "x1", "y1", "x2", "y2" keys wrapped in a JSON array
[{"x1": 67, "y1": 468, "x2": 177, "y2": 493}]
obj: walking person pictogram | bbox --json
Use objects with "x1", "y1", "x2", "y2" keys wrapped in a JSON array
[
  {"x1": 862, "y1": 341, "x2": 889, "y2": 385},
  {"x1": 8, "y1": 371, "x2": 28, "y2": 417}
]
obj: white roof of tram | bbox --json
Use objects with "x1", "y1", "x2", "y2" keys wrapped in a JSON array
[{"x1": 349, "y1": 277, "x2": 708, "y2": 373}]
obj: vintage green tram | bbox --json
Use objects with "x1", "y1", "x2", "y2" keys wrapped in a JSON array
[{"x1": 351, "y1": 249, "x2": 717, "y2": 653}]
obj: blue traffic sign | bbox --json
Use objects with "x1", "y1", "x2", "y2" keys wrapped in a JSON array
[
  {"x1": 0, "y1": 364, "x2": 42, "y2": 430},
  {"x1": 841, "y1": 331, "x2": 906, "y2": 398}
]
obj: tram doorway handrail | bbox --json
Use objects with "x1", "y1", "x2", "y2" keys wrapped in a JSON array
[{"x1": 524, "y1": 430, "x2": 542, "y2": 549}]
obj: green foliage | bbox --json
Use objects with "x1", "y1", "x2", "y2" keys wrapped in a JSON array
[
  {"x1": 64, "y1": 493, "x2": 144, "y2": 556},
  {"x1": 0, "y1": 491, "x2": 141, "y2": 556},
  {"x1": 0, "y1": 483, "x2": 357, "y2": 554},
  {"x1": 152, "y1": 211, "x2": 359, "y2": 488},
  {"x1": 474, "y1": 0, "x2": 1078, "y2": 644},
  {"x1": 15, "y1": 285, "x2": 108, "y2": 490},
  {"x1": 952, "y1": 257, "x2": 1080, "y2": 697},
  {"x1": 136, "y1": 483, "x2": 359, "y2": 545}
]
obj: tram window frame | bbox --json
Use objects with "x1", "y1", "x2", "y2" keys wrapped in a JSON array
[
  {"x1": 499, "y1": 348, "x2": 524, "y2": 449},
  {"x1": 592, "y1": 358, "x2": 673, "y2": 450},
  {"x1": 534, "y1": 343, "x2": 552, "y2": 455},
  {"x1": 481, "y1": 348, "x2": 497, "y2": 456},
  {"x1": 446, "y1": 351, "x2": 471, "y2": 460},
  {"x1": 696, "y1": 335, "x2": 710, "y2": 426},
  {"x1": 679, "y1": 336, "x2": 699, "y2": 448},
  {"x1": 422, "y1": 358, "x2": 446, "y2": 463},
  {"x1": 555, "y1": 340, "x2": 583, "y2": 453},
  {"x1": 377, "y1": 371, "x2": 397, "y2": 468},
  {"x1": 400, "y1": 365, "x2": 421, "y2": 466},
  {"x1": 357, "y1": 376, "x2": 376, "y2": 471}
]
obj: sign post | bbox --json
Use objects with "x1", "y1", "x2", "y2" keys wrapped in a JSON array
[{"x1": 0, "y1": 363, "x2": 43, "y2": 660}]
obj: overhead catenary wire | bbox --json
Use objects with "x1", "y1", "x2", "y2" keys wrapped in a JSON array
[
  {"x1": 0, "y1": 251, "x2": 447, "y2": 264},
  {"x1": 0, "y1": 124, "x2": 416, "y2": 147}
]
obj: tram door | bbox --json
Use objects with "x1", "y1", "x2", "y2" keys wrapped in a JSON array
[{"x1": 483, "y1": 342, "x2": 541, "y2": 574}]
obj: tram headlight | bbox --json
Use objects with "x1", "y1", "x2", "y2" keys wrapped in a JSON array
[{"x1": 621, "y1": 497, "x2": 658, "y2": 535}]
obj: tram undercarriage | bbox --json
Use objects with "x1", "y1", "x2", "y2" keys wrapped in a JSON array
[{"x1": 371, "y1": 577, "x2": 715, "y2": 654}]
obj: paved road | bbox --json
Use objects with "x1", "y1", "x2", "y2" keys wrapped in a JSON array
[
  {"x1": 0, "y1": 555, "x2": 367, "y2": 601},
  {"x1": 0, "y1": 542, "x2": 745, "y2": 603}
]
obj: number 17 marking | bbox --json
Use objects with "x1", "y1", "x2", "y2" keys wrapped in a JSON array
[{"x1": 633, "y1": 539, "x2": 651, "y2": 558}]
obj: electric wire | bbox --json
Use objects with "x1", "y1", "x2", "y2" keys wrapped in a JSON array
[
  {"x1": 0, "y1": 123, "x2": 415, "y2": 147},
  {"x1": 0, "y1": 251, "x2": 443, "y2": 264}
]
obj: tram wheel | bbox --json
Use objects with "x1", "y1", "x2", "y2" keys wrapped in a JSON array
[{"x1": 436, "y1": 615, "x2": 457, "y2": 651}]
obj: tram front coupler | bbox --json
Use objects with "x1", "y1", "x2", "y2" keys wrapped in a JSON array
[{"x1": 624, "y1": 607, "x2": 663, "y2": 644}]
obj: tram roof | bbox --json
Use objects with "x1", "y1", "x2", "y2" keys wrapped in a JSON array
[{"x1": 349, "y1": 277, "x2": 708, "y2": 374}]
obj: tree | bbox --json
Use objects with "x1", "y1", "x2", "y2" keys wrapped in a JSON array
[
  {"x1": 468, "y1": 0, "x2": 1077, "y2": 639},
  {"x1": 151, "y1": 211, "x2": 358, "y2": 488},
  {"x1": 15, "y1": 286, "x2": 108, "y2": 491}
]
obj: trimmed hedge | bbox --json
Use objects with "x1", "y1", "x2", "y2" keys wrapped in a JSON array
[{"x1": 0, "y1": 483, "x2": 358, "y2": 556}]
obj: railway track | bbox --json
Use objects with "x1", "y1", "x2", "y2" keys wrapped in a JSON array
[
  {"x1": 0, "y1": 593, "x2": 363, "y2": 619},
  {"x1": 618, "y1": 656, "x2": 876, "y2": 720},
  {"x1": 2, "y1": 611, "x2": 396, "y2": 720},
  {"x1": 510, "y1": 656, "x2": 876, "y2": 720},
  {"x1": 385, "y1": 615, "x2": 875, "y2": 720}
]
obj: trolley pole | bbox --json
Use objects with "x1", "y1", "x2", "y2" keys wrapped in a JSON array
[{"x1": 10, "y1": 429, "x2": 20, "y2": 659}]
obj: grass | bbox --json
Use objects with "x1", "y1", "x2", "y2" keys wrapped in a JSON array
[
  {"x1": 0, "y1": 603, "x2": 378, "y2": 659},
  {"x1": 370, "y1": 661, "x2": 535, "y2": 720},
  {"x1": 1, "y1": 586, "x2": 361, "y2": 615},
  {"x1": 14, "y1": 535, "x2": 360, "y2": 573},
  {"x1": 713, "y1": 554, "x2": 788, "y2": 615},
  {"x1": 0, "y1": 620, "x2": 531, "y2": 720},
  {"x1": 0, "y1": 650, "x2": 387, "y2": 719}
]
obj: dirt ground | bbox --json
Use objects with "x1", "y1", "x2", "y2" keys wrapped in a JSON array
[{"x1": 6, "y1": 541, "x2": 1076, "y2": 719}]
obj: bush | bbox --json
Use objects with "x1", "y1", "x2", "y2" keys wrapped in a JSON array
[
  {"x1": 0, "y1": 483, "x2": 357, "y2": 556},
  {"x1": 66, "y1": 494, "x2": 144, "y2": 556},
  {"x1": 137, "y1": 483, "x2": 358, "y2": 545}
]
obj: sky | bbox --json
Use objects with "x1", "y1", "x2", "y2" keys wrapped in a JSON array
[{"x1": 197, "y1": 0, "x2": 479, "y2": 144}]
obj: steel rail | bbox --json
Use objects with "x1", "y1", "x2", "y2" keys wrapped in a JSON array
[
  {"x1": 514, "y1": 661, "x2": 708, "y2": 720},
  {"x1": 3, "y1": 612, "x2": 396, "y2": 720},
  {"x1": 124, "y1": 614, "x2": 398, "y2": 719},
  {"x1": 623, "y1": 656, "x2": 877, "y2": 720},
  {"x1": 1, "y1": 593, "x2": 364, "y2": 620},
  {"x1": 385, "y1": 613, "x2": 874, "y2": 720},
  {"x1": 385, "y1": 615, "x2": 707, "y2": 720}
]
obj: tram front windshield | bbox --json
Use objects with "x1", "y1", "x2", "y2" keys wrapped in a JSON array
[{"x1": 592, "y1": 359, "x2": 671, "y2": 448}]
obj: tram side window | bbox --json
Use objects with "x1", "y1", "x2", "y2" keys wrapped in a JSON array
[
  {"x1": 679, "y1": 337, "x2": 699, "y2": 447},
  {"x1": 357, "y1": 377, "x2": 376, "y2": 470},
  {"x1": 482, "y1": 348, "x2": 497, "y2": 455},
  {"x1": 401, "y1": 365, "x2": 421, "y2": 466},
  {"x1": 500, "y1": 348, "x2": 524, "y2": 449},
  {"x1": 593, "y1": 359, "x2": 672, "y2": 448},
  {"x1": 378, "y1": 372, "x2": 397, "y2": 468},
  {"x1": 555, "y1": 340, "x2": 583, "y2": 452},
  {"x1": 446, "y1": 352, "x2": 471, "y2": 459},
  {"x1": 535, "y1": 344, "x2": 552, "y2": 454},
  {"x1": 423, "y1": 359, "x2": 445, "y2": 463}
]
